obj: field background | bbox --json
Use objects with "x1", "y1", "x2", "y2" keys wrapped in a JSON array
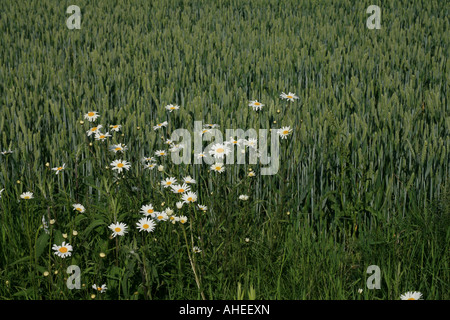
[{"x1": 0, "y1": 0, "x2": 448, "y2": 300}]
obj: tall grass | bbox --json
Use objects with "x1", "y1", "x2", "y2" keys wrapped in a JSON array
[{"x1": 0, "y1": 0, "x2": 448, "y2": 300}]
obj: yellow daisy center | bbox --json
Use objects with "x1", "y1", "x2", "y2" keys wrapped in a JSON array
[
  {"x1": 91, "y1": 127, "x2": 97, "y2": 131},
  {"x1": 97, "y1": 287, "x2": 102, "y2": 291},
  {"x1": 254, "y1": 102, "x2": 260, "y2": 105},
  {"x1": 117, "y1": 163, "x2": 124, "y2": 168},
  {"x1": 147, "y1": 209, "x2": 154, "y2": 214},
  {"x1": 143, "y1": 224, "x2": 149, "y2": 229},
  {"x1": 157, "y1": 215, "x2": 163, "y2": 220},
  {"x1": 178, "y1": 189, "x2": 185, "y2": 193},
  {"x1": 115, "y1": 147, "x2": 121, "y2": 151},
  {"x1": 407, "y1": 298, "x2": 415, "y2": 300},
  {"x1": 187, "y1": 197, "x2": 193, "y2": 202},
  {"x1": 283, "y1": 130, "x2": 289, "y2": 135},
  {"x1": 57, "y1": 167, "x2": 63, "y2": 170},
  {"x1": 216, "y1": 148, "x2": 224, "y2": 153},
  {"x1": 166, "y1": 181, "x2": 172, "y2": 185},
  {"x1": 215, "y1": 166, "x2": 221, "y2": 171},
  {"x1": 287, "y1": 95, "x2": 293, "y2": 99},
  {"x1": 99, "y1": 135, "x2": 105, "y2": 139},
  {"x1": 76, "y1": 207, "x2": 82, "y2": 211},
  {"x1": 170, "y1": 106, "x2": 176, "y2": 109},
  {"x1": 114, "y1": 227, "x2": 121, "y2": 232},
  {"x1": 24, "y1": 196, "x2": 30, "y2": 199},
  {"x1": 180, "y1": 219, "x2": 186, "y2": 223},
  {"x1": 59, "y1": 247, "x2": 68, "y2": 253},
  {"x1": 88, "y1": 112, "x2": 95, "y2": 117}
]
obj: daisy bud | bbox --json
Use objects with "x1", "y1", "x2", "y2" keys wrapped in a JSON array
[
  {"x1": 16, "y1": 180, "x2": 21, "y2": 184},
  {"x1": 277, "y1": 109, "x2": 280, "y2": 113},
  {"x1": 273, "y1": 120, "x2": 277, "y2": 124},
  {"x1": 62, "y1": 233, "x2": 68, "y2": 239},
  {"x1": 89, "y1": 143, "x2": 93, "y2": 146},
  {"x1": 43, "y1": 271, "x2": 49, "y2": 277},
  {"x1": 54, "y1": 270, "x2": 58, "y2": 275},
  {"x1": 50, "y1": 219, "x2": 56, "y2": 225},
  {"x1": 161, "y1": 202, "x2": 165, "y2": 207},
  {"x1": 45, "y1": 162, "x2": 50, "y2": 167},
  {"x1": 72, "y1": 230, "x2": 78, "y2": 236},
  {"x1": 158, "y1": 165, "x2": 164, "y2": 172},
  {"x1": 176, "y1": 201, "x2": 183, "y2": 209},
  {"x1": 137, "y1": 126, "x2": 140, "y2": 130},
  {"x1": 80, "y1": 120, "x2": 84, "y2": 124},
  {"x1": 99, "y1": 252, "x2": 106, "y2": 258},
  {"x1": 91, "y1": 294, "x2": 96, "y2": 299},
  {"x1": 245, "y1": 238, "x2": 250, "y2": 243},
  {"x1": 121, "y1": 134, "x2": 125, "y2": 137}
]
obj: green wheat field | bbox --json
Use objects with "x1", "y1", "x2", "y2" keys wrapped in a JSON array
[{"x1": 0, "y1": 0, "x2": 448, "y2": 300}]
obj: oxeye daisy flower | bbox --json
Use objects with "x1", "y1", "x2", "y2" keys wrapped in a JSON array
[
  {"x1": 179, "y1": 215, "x2": 188, "y2": 224},
  {"x1": 72, "y1": 203, "x2": 86, "y2": 213},
  {"x1": 51, "y1": 163, "x2": 66, "y2": 175},
  {"x1": 239, "y1": 194, "x2": 249, "y2": 200},
  {"x1": 226, "y1": 137, "x2": 242, "y2": 146},
  {"x1": 169, "y1": 144, "x2": 184, "y2": 153},
  {"x1": 209, "y1": 143, "x2": 231, "y2": 159},
  {"x1": 153, "y1": 121, "x2": 168, "y2": 131},
  {"x1": 183, "y1": 176, "x2": 196, "y2": 184},
  {"x1": 110, "y1": 159, "x2": 131, "y2": 174},
  {"x1": 280, "y1": 92, "x2": 299, "y2": 102},
  {"x1": 278, "y1": 126, "x2": 293, "y2": 139},
  {"x1": 0, "y1": 149, "x2": 13, "y2": 155},
  {"x1": 168, "y1": 215, "x2": 179, "y2": 224},
  {"x1": 244, "y1": 138, "x2": 258, "y2": 149},
  {"x1": 155, "y1": 150, "x2": 167, "y2": 157},
  {"x1": 176, "y1": 201, "x2": 184, "y2": 209},
  {"x1": 136, "y1": 217, "x2": 156, "y2": 232},
  {"x1": 165, "y1": 104, "x2": 180, "y2": 112},
  {"x1": 181, "y1": 191, "x2": 197, "y2": 204},
  {"x1": 154, "y1": 211, "x2": 169, "y2": 222},
  {"x1": 198, "y1": 204, "x2": 207, "y2": 211},
  {"x1": 108, "y1": 222, "x2": 128, "y2": 237},
  {"x1": 109, "y1": 144, "x2": 128, "y2": 153},
  {"x1": 400, "y1": 291, "x2": 423, "y2": 300},
  {"x1": 52, "y1": 242, "x2": 73, "y2": 258},
  {"x1": 248, "y1": 171, "x2": 256, "y2": 177},
  {"x1": 193, "y1": 246, "x2": 202, "y2": 253},
  {"x1": 171, "y1": 183, "x2": 190, "y2": 194},
  {"x1": 210, "y1": 163, "x2": 225, "y2": 173},
  {"x1": 140, "y1": 204, "x2": 156, "y2": 217},
  {"x1": 92, "y1": 284, "x2": 107, "y2": 293},
  {"x1": 196, "y1": 153, "x2": 207, "y2": 159},
  {"x1": 20, "y1": 192, "x2": 34, "y2": 200},
  {"x1": 248, "y1": 100, "x2": 264, "y2": 111},
  {"x1": 142, "y1": 156, "x2": 156, "y2": 163},
  {"x1": 144, "y1": 163, "x2": 156, "y2": 170},
  {"x1": 86, "y1": 125, "x2": 102, "y2": 136},
  {"x1": 84, "y1": 111, "x2": 100, "y2": 122},
  {"x1": 109, "y1": 124, "x2": 122, "y2": 132},
  {"x1": 165, "y1": 207, "x2": 174, "y2": 216},
  {"x1": 94, "y1": 131, "x2": 112, "y2": 141},
  {"x1": 161, "y1": 177, "x2": 177, "y2": 188}
]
